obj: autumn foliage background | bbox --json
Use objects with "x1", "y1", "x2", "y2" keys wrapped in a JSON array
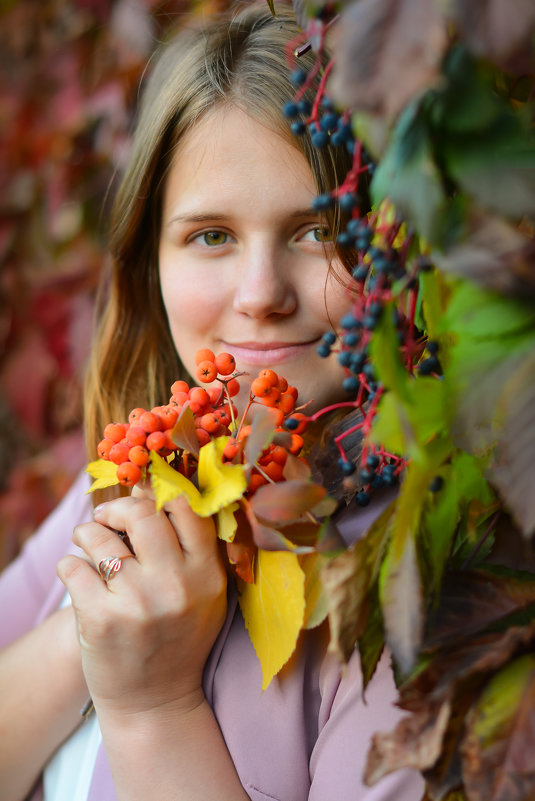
[{"x1": 0, "y1": 0, "x2": 198, "y2": 569}]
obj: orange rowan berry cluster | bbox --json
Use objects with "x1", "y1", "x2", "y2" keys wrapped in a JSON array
[{"x1": 96, "y1": 349, "x2": 308, "y2": 493}]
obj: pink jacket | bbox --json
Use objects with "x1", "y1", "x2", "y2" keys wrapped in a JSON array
[{"x1": 0, "y1": 471, "x2": 423, "y2": 801}]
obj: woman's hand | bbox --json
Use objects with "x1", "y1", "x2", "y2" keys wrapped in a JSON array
[{"x1": 57, "y1": 492, "x2": 227, "y2": 719}]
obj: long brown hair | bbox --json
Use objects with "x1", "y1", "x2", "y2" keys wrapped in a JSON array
[{"x1": 84, "y1": 1, "x2": 354, "y2": 475}]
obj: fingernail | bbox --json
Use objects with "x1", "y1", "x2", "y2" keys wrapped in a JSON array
[{"x1": 93, "y1": 503, "x2": 106, "y2": 519}]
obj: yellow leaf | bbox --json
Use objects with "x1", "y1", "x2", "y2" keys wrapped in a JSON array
[
  {"x1": 217, "y1": 501, "x2": 239, "y2": 542},
  {"x1": 301, "y1": 553, "x2": 328, "y2": 630},
  {"x1": 149, "y1": 440, "x2": 247, "y2": 517},
  {"x1": 238, "y1": 549, "x2": 305, "y2": 690},
  {"x1": 149, "y1": 451, "x2": 201, "y2": 512},
  {"x1": 195, "y1": 438, "x2": 247, "y2": 516},
  {"x1": 85, "y1": 459, "x2": 120, "y2": 493}
]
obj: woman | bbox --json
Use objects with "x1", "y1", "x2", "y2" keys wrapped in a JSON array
[{"x1": 0, "y1": 3, "x2": 424, "y2": 800}]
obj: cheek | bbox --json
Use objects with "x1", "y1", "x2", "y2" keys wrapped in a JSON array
[{"x1": 160, "y1": 269, "x2": 224, "y2": 340}]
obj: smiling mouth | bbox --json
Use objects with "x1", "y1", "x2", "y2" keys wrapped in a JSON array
[{"x1": 223, "y1": 339, "x2": 319, "y2": 366}]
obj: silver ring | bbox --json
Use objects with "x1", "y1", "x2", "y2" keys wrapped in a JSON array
[{"x1": 98, "y1": 554, "x2": 134, "y2": 583}]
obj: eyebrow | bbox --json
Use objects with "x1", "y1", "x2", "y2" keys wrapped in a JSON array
[{"x1": 166, "y1": 208, "x2": 322, "y2": 226}]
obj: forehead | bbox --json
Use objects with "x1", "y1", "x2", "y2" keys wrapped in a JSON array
[{"x1": 162, "y1": 105, "x2": 317, "y2": 216}]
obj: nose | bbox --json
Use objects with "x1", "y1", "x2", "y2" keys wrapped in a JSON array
[{"x1": 233, "y1": 240, "x2": 297, "y2": 319}]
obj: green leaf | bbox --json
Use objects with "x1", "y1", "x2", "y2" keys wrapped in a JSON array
[
  {"x1": 369, "y1": 303, "x2": 411, "y2": 400},
  {"x1": 461, "y1": 654, "x2": 535, "y2": 801},
  {"x1": 371, "y1": 99, "x2": 447, "y2": 244}
]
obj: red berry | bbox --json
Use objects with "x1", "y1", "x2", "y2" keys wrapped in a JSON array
[
  {"x1": 195, "y1": 349, "x2": 216, "y2": 365},
  {"x1": 146, "y1": 431, "x2": 168, "y2": 454},
  {"x1": 116, "y1": 461, "x2": 142, "y2": 487},
  {"x1": 226, "y1": 378, "x2": 240, "y2": 397},
  {"x1": 248, "y1": 473, "x2": 268, "y2": 494},
  {"x1": 207, "y1": 385, "x2": 224, "y2": 405},
  {"x1": 196, "y1": 428, "x2": 211, "y2": 446},
  {"x1": 263, "y1": 461, "x2": 284, "y2": 481},
  {"x1": 128, "y1": 407, "x2": 146, "y2": 425},
  {"x1": 109, "y1": 441, "x2": 131, "y2": 464},
  {"x1": 223, "y1": 439, "x2": 242, "y2": 462},
  {"x1": 200, "y1": 412, "x2": 220, "y2": 434},
  {"x1": 170, "y1": 390, "x2": 189, "y2": 408},
  {"x1": 103, "y1": 423, "x2": 127, "y2": 443},
  {"x1": 125, "y1": 425, "x2": 146, "y2": 447},
  {"x1": 250, "y1": 376, "x2": 271, "y2": 397},
  {"x1": 189, "y1": 387, "x2": 210, "y2": 413},
  {"x1": 215, "y1": 352, "x2": 236, "y2": 376},
  {"x1": 170, "y1": 380, "x2": 190, "y2": 396},
  {"x1": 256, "y1": 368, "x2": 278, "y2": 387},
  {"x1": 196, "y1": 360, "x2": 218, "y2": 383},
  {"x1": 97, "y1": 438, "x2": 114, "y2": 459},
  {"x1": 139, "y1": 411, "x2": 162, "y2": 433},
  {"x1": 158, "y1": 406, "x2": 178, "y2": 429},
  {"x1": 128, "y1": 445, "x2": 150, "y2": 467},
  {"x1": 271, "y1": 445, "x2": 288, "y2": 466}
]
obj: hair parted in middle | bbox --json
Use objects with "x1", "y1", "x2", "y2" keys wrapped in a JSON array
[{"x1": 84, "y1": 0, "x2": 356, "y2": 466}]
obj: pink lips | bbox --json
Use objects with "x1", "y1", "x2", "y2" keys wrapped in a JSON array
[{"x1": 223, "y1": 340, "x2": 319, "y2": 366}]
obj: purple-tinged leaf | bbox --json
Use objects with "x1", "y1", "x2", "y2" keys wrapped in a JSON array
[
  {"x1": 170, "y1": 403, "x2": 199, "y2": 456},
  {"x1": 250, "y1": 479, "x2": 326, "y2": 525},
  {"x1": 329, "y1": 0, "x2": 448, "y2": 119}
]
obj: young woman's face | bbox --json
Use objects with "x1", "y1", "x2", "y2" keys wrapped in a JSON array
[{"x1": 159, "y1": 106, "x2": 350, "y2": 412}]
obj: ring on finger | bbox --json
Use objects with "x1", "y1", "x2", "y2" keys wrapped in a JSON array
[{"x1": 98, "y1": 554, "x2": 135, "y2": 584}]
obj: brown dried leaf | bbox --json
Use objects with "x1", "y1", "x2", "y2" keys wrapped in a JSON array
[
  {"x1": 364, "y1": 699, "x2": 451, "y2": 785},
  {"x1": 329, "y1": 0, "x2": 448, "y2": 119},
  {"x1": 322, "y1": 500, "x2": 394, "y2": 662},
  {"x1": 244, "y1": 405, "x2": 278, "y2": 467},
  {"x1": 489, "y1": 349, "x2": 535, "y2": 537},
  {"x1": 434, "y1": 212, "x2": 535, "y2": 298},
  {"x1": 449, "y1": 0, "x2": 535, "y2": 74},
  {"x1": 426, "y1": 569, "x2": 535, "y2": 650}
]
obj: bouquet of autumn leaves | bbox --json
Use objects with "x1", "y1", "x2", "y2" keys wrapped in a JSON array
[{"x1": 87, "y1": 349, "x2": 335, "y2": 689}]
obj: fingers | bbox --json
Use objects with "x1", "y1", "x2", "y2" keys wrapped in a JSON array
[{"x1": 91, "y1": 495, "x2": 218, "y2": 567}]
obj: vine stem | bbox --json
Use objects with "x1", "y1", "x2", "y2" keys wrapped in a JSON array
[{"x1": 461, "y1": 511, "x2": 501, "y2": 570}]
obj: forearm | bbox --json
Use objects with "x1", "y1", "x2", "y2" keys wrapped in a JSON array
[
  {"x1": 0, "y1": 606, "x2": 88, "y2": 801},
  {"x1": 98, "y1": 693, "x2": 251, "y2": 801}
]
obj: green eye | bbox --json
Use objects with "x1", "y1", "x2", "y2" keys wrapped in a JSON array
[
  {"x1": 202, "y1": 231, "x2": 228, "y2": 246},
  {"x1": 313, "y1": 227, "x2": 332, "y2": 242}
]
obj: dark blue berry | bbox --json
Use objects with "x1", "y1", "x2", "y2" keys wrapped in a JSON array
[
  {"x1": 352, "y1": 265, "x2": 369, "y2": 282},
  {"x1": 290, "y1": 69, "x2": 307, "y2": 87},
  {"x1": 317, "y1": 344, "x2": 331, "y2": 358},
  {"x1": 322, "y1": 331, "x2": 337, "y2": 346},
  {"x1": 284, "y1": 417, "x2": 299, "y2": 431},
  {"x1": 283, "y1": 101, "x2": 298, "y2": 119},
  {"x1": 339, "y1": 192, "x2": 358, "y2": 212},
  {"x1": 363, "y1": 363, "x2": 375, "y2": 381},
  {"x1": 338, "y1": 350, "x2": 353, "y2": 367},
  {"x1": 343, "y1": 332, "x2": 360, "y2": 347},
  {"x1": 427, "y1": 340, "x2": 439, "y2": 355},
  {"x1": 428, "y1": 475, "x2": 444, "y2": 493},
  {"x1": 363, "y1": 315, "x2": 378, "y2": 330},
  {"x1": 355, "y1": 490, "x2": 370, "y2": 507},
  {"x1": 419, "y1": 356, "x2": 440, "y2": 376},
  {"x1": 311, "y1": 131, "x2": 329, "y2": 148},
  {"x1": 350, "y1": 352, "x2": 365, "y2": 373},
  {"x1": 360, "y1": 468, "x2": 373, "y2": 483},
  {"x1": 369, "y1": 300, "x2": 383, "y2": 318},
  {"x1": 343, "y1": 376, "x2": 360, "y2": 394},
  {"x1": 312, "y1": 193, "x2": 334, "y2": 211},
  {"x1": 330, "y1": 132, "x2": 344, "y2": 147},
  {"x1": 338, "y1": 458, "x2": 356, "y2": 476},
  {"x1": 346, "y1": 218, "x2": 362, "y2": 236},
  {"x1": 371, "y1": 474, "x2": 385, "y2": 489},
  {"x1": 297, "y1": 99, "x2": 312, "y2": 115},
  {"x1": 339, "y1": 312, "x2": 361, "y2": 330},
  {"x1": 291, "y1": 121, "x2": 306, "y2": 136},
  {"x1": 366, "y1": 454, "x2": 380, "y2": 469},
  {"x1": 320, "y1": 112, "x2": 339, "y2": 132},
  {"x1": 336, "y1": 231, "x2": 355, "y2": 249}
]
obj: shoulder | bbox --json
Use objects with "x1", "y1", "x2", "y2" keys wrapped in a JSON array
[{"x1": 0, "y1": 470, "x2": 93, "y2": 644}]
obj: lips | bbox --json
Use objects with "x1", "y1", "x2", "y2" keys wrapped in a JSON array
[{"x1": 223, "y1": 339, "x2": 320, "y2": 366}]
